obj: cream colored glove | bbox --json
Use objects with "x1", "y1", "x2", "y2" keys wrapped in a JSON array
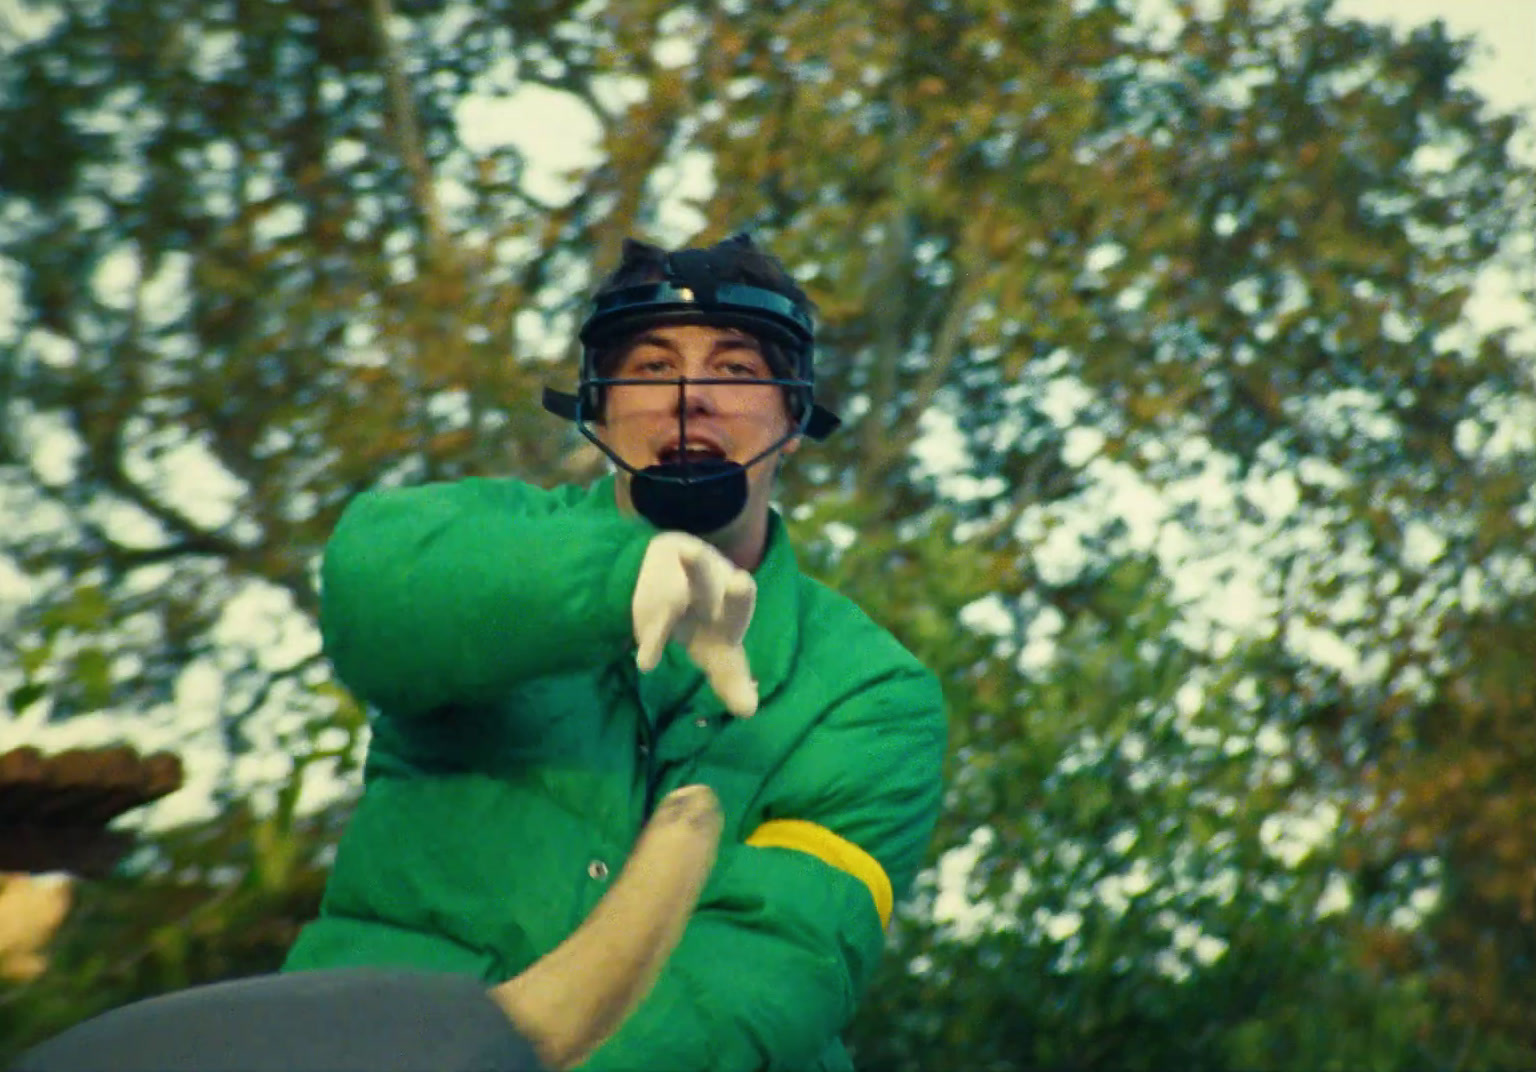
[{"x1": 632, "y1": 532, "x2": 758, "y2": 718}]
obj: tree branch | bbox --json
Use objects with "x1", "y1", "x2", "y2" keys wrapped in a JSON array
[
  {"x1": 867, "y1": 224, "x2": 990, "y2": 484},
  {"x1": 221, "y1": 652, "x2": 328, "y2": 748},
  {"x1": 368, "y1": 0, "x2": 446, "y2": 257}
]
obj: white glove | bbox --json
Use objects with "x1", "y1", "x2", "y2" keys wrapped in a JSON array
[{"x1": 632, "y1": 532, "x2": 758, "y2": 718}]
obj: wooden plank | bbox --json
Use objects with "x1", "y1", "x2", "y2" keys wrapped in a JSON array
[{"x1": 0, "y1": 824, "x2": 135, "y2": 878}]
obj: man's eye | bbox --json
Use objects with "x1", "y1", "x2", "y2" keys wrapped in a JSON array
[
  {"x1": 722, "y1": 361, "x2": 762, "y2": 377},
  {"x1": 633, "y1": 358, "x2": 673, "y2": 375}
]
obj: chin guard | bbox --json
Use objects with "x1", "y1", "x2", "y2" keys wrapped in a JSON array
[{"x1": 631, "y1": 459, "x2": 749, "y2": 535}]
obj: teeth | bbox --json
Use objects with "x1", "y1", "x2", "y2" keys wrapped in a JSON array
[{"x1": 663, "y1": 445, "x2": 721, "y2": 461}]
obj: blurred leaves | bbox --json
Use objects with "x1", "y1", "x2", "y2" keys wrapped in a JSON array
[{"x1": 1, "y1": 0, "x2": 1534, "y2": 1067}]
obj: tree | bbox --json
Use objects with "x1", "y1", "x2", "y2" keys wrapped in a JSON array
[{"x1": 2, "y1": 0, "x2": 1533, "y2": 1065}]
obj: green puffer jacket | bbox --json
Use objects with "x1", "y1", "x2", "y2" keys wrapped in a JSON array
[{"x1": 282, "y1": 474, "x2": 948, "y2": 1072}]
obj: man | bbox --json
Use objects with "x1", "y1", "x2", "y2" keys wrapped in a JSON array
[{"x1": 282, "y1": 233, "x2": 948, "y2": 1071}]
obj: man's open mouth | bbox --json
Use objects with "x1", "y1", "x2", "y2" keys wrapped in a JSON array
[{"x1": 657, "y1": 443, "x2": 728, "y2": 465}]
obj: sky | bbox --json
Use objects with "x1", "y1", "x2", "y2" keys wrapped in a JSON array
[
  {"x1": 1334, "y1": 0, "x2": 1535, "y2": 120},
  {"x1": 2, "y1": 1, "x2": 1534, "y2": 933}
]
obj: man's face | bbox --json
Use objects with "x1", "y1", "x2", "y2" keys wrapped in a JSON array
[{"x1": 597, "y1": 322, "x2": 801, "y2": 544}]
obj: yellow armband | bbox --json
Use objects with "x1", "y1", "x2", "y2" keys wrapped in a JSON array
[{"x1": 747, "y1": 819, "x2": 894, "y2": 928}]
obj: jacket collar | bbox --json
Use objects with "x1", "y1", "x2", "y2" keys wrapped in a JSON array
[
  {"x1": 581, "y1": 474, "x2": 802, "y2": 713},
  {"x1": 738, "y1": 509, "x2": 802, "y2": 702}
]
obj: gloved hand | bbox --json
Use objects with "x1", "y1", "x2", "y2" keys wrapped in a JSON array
[{"x1": 632, "y1": 532, "x2": 758, "y2": 718}]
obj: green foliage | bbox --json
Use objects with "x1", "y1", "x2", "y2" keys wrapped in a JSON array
[
  {"x1": 2, "y1": 0, "x2": 1534, "y2": 1065},
  {"x1": 840, "y1": 548, "x2": 1448, "y2": 1070}
]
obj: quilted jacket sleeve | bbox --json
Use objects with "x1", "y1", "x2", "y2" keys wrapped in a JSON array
[
  {"x1": 578, "y1": 665, "x2": 948, "y2": 1072},
  {"x1": 319, "y1": 478, "x2": 654, "y2": 718}
]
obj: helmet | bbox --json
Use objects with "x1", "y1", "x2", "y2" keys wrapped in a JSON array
[{"x1": 543, "y1": 235, "x2": 841, "y2": 534}]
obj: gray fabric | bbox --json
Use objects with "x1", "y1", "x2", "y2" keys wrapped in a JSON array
[{"x1": 13, "y1": 969, "x2": 545, "y2": 1072}]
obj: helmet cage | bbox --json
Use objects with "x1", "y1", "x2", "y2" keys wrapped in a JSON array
[{"x1": 541, "y1": 278, "x2": 841, "y2": 483}]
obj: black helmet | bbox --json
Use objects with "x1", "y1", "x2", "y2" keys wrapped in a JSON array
[{"x1": 544, "y1": 234, "x2": 839, "y2": 439}]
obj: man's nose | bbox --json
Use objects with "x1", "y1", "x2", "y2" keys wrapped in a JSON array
[{"x1": 672, "y1": 377, "x2": 719, "y2": 415}]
